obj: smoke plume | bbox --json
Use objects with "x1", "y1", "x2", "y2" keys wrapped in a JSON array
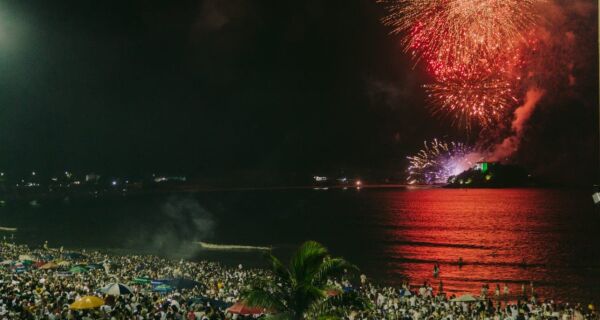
[
  {"x1": 488, "y1": 88, "x2": 545, "y2": 161},
  {"x1": 127, "y1": 196, "x2": 216, "y2": 258}
]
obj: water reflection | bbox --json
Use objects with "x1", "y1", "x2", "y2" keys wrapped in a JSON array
[{"x1": 375, "y1": 189, "x2": 600, "y2": 301}]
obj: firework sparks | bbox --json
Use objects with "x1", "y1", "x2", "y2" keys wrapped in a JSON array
[
  {"x1": 407, "y1": 139, "x2": 480, "y2": 184},
  {"x1": 379, "y1": 0, "x2": 540, "y2": 75},
  {"x1": 425, "y1": 77, "x2": 518, "y2": 128},
  {"x1": 378, "y1": 0, "x2": 542, "y2": 128}
]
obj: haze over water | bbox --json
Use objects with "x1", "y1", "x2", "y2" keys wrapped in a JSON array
[{"x1": 2, "y1": 188, "x2": 599, "y2": 302}]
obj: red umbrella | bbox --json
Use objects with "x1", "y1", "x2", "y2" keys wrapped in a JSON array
[
  {"x1": 226, "y1": 301, "x2": 266, "y2": 315},
  {"x1": 326, "y1": 289, "x2": 340, "y2": 297}
]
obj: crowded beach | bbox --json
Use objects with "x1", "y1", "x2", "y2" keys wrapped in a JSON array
[{"x1": 0, "y1": 240, "x2": 597, "y2": 320}]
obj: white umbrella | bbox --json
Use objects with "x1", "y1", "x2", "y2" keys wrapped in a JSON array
[
  {"x1": 19, "y1": 254, "x2": 36, "y2": 261},
  {"x1": 100, "y1": 283, "x2": 133, "y2": 296},
  {"x1": 451, "y1": 294, "x2": 479, "y2": 302}
]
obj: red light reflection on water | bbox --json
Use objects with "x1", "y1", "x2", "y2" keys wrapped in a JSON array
[{"x1": 374, "y1": 188, "x2": 598, "y2": 301}]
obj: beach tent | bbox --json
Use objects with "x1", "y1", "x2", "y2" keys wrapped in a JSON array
[
  {"x1": 226, "y1": 301, "x2": 266, "y2": 315},
  {"x1": 451, "y1": 294, "x2": 479, "y2": 302},
  {"x1": 100, "y1": 283, "x2": 133, "y2": 296},
  {"x1": 40, "y1": 262, "x2": 59, "y2": 270},
  {"x1": 70, "y1": 296, "x2": 104, "y2": 310},
  {"x1": 69, "y1": 265, "x2": 88, "y2": 274}
]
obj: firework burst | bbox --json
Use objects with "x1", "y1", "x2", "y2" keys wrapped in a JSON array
[
  {"x1": 407, "y1": 139, "x2": 480, "y2": 184},
  {"x1": 378, "y1": 0, "x2": 543, "y2": 128},
  {"x1": 425, "y1": 77, "x2": 518, "y2": 129},
  {"x1": 379, "y1": 0, "x2": 540, "y2": 75}
]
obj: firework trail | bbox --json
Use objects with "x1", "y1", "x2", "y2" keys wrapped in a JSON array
[{"x1": 407, "y1": 139, "x2": 481, "y2": 184}]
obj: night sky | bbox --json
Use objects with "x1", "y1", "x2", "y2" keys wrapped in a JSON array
[{"x1": 0, "y1": 1, "x2": 597, "y2": 185}]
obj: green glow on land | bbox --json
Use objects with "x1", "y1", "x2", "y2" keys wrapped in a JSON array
[{"x1": 481, "y1": 162, "x2": 488, "y2": 173}]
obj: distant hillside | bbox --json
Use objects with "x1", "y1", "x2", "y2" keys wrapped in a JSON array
[{"x1": 447, "y1": 162, "x2": 535, "y2": 188}]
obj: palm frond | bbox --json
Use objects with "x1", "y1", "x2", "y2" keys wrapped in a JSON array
[
  {"x1": 243, "y1": 288, "x2": 287, "y2": 313},
  {"x1": 313, "y1": 257, "x2": 358, "y2": 286},
  {"x1": 308, "y1": 291, "x2": 371, "y2": 320},
  {"x1": 267, "y1": 253, "x2": 291, "y2": 285},
  {"x1": 289, "y1": 241, "x2": 329, "y2": 285},
  {"x1": 264, "y1": 312, "x2": 295, "y2": 320},
  {"x1": 322, "y1": 291, "x2": 373, "y2": 311},
  {"x1": 291, "y1": 284, "x2": 327, "y2": 317}
]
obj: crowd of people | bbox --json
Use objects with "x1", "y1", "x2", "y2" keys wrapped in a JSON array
[{"x1": 0, "y1": 241, "x2": 597, "y2": 319}]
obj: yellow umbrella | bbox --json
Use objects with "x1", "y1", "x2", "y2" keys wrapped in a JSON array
[
  {"x1": 70, "y1": 296, "x2": 104, "y2": 310},
  {"x1": 56, "y1": 260, "x2": 70, "y2": 267}
]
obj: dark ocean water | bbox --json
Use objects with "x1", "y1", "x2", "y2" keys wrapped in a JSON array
[{"x1": 1, "y1": 187, "x2": 599, "y2": 302}]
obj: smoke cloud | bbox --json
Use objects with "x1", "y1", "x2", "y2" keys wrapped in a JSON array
[
  {"x1": 127, "y1": 196, "x2": 216, "y2": 258},
  {"x1": 488, "y1": 88, "x2": 545, "y2": 161}
]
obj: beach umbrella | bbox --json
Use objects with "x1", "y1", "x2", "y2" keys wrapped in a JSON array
[
  {"x1": 451, "y1": 294, "x2": 479, "y2": 302},
  {"x1": 40, "y1": 262, "x2": 59, "y2": 270},
  {"x1": 164, "y1": 278, "x2": 202, "y2": 290},
  {"x1": 326, "y1": 289, "x2": 340, "y2": 297},
  {"x1": 100, "y1": 283, "x2": 133, "y2": 296},
  {"x1": 69, "y1": 296, "x2": 104, "y2": 310},
  {"x1": 21, "y1": 260, "x2": 34, "y2": 266},
  {"x1": 87, "y1": 263, "x2": 104, "y2": 270},
  {"x1": 152, "y1": 284, "x2": 173, "y2": 293},
  {"x1": 132, "y1": 277, "x2": 152, "y2": 285},
  {"x1": 18, "y1": 254, "x2": 36, "y2": 261},
  {"x1": 69, "y1": 265, "x2": 88, "y2": 274},
  {"x1": 226, "y1": 301, "x2": 266, "y2": 315},
  {"x1": 14, "y1": 263, "x2": 27, "y2": 273},
  {"x1": 56, "y1": 260, "x2": 71, "y2": 267}
]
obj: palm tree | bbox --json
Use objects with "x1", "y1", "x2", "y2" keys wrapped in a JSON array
[{"x1": 243, "y1": 241, "x2": 364, "y2": 320}]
